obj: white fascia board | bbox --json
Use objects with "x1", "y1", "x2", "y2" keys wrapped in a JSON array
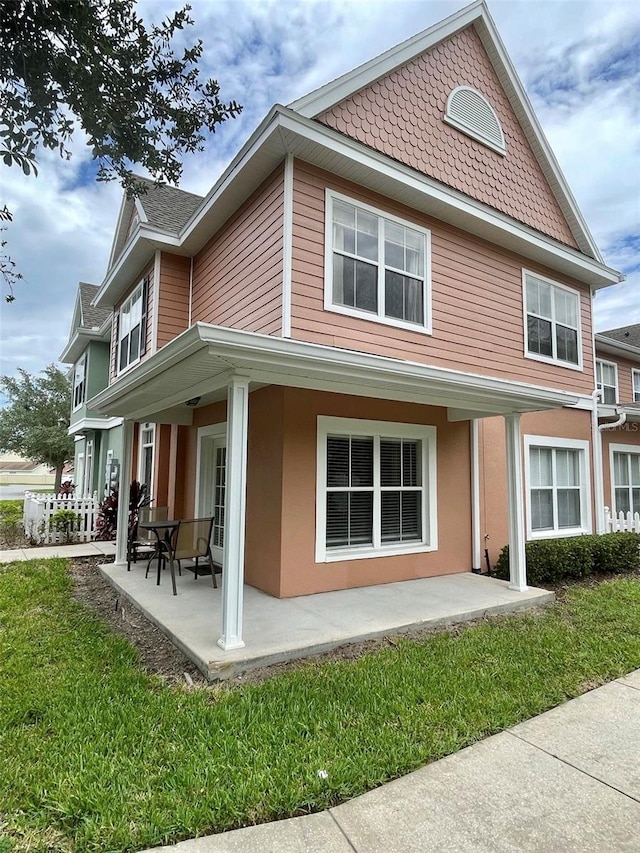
[
  {"x1": 473, "y1": 11, "x2": 602, "y2": 262},
  {"x1": 289, "y1": 0, "x2": 484, "y2": 116},
  {"x1": 277, "y1": 110, "x2": 620, "y2": 288},
  {"x1": 59, "y1": 329, "x2": 104, "y2": 364},
  {"x1": 595, "y1": 335, "x2": 640, "y2": 362},
  {"x1": 68, "y1": 417, "x2": 124, "y2": 435},
  {"x1": 93, "y1": 225, "x2": 181, "y2": 308},
  {"x1": 107, "y1": 193, "x2": 129, "y2": 271}
]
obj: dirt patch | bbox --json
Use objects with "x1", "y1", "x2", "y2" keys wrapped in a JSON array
[{"x1": 68, "y1": 557, "x2": 207, "y2": 687}]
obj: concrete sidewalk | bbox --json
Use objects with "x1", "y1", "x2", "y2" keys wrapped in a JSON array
[
  {"x1": 148, "y1": 670, "x2": 640, "y2": 852},
  {"x1": 0, "y1": 541, "x2": 116, "y2": 563}
]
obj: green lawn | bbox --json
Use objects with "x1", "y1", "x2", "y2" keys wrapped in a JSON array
[{"x1": 1, "y1": 559, "x2": 640, "y2": 853}]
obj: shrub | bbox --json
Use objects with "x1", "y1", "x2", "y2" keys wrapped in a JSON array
[
  {"x1": 50, "y1": 508, "x2": 82, "y2": 544},
  {"x1": 0, "y1": 499, "x2": 24, "y2": 547},
  {"x1": 494, "y1": 533, "x2": 640, "y2": 586}
]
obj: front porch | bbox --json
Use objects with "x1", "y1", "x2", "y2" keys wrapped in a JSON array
[{"x1": 99, "y1": 561, "x2": 554, "y2": 680}]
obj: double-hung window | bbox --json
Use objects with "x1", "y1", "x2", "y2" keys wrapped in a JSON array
[
  {"x1": 611, "y1": 447, "x2": 640, "y2": 515},
  {"x1": 72, "y1": 354, "x2": 86, "y2": 410},
  {"x1": 632, "y1": 369, "x2": 640, "y2": 403},
  {"x1": 138, "y1": 423, "x2": 155, "y2": 496},
  {"x1": 326, "y1": 192, "x2": 431, "y2": 332},
  {"x1": 316, "y1": 417, "x2": 437, "y2": 562},
  {"x1": 524, "y1": 272, "x2": 581, "y2": 368},
  {"x1": 596, "y1": 359, "x2": 618, "y2": 404},
  {"x1": 524, "y1": 436, "x2": 591, "y2": 539},
  {"x1": 118, "y1": 280, "x2": 146, "y2": 373}
]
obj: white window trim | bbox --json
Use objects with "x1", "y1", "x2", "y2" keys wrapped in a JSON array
[
  {"x1": 609, "y1": 443, "x2": 640, "y2": 515},
  {"x1": 315, "y1": 416, "x2": 437, "y2": 563},
  {"x1": 117, "y1": 280, "x2": 144, "y2": 376},
  {"x1": 522, "y1": 270, "x2": 583, "y2": 372},
  {"x1": 632, "y1": 369, "x2": 640, "y2": 404},
  {"x1": 324, "y1": 190, "x2": 432, "y2": 335},
  {"x1": 596, "y1": 358, "x2": 619, "y2": 404},
  {"x1": 524, "y1": 435, "x2": 592, "y2": 540},
  {"x1": 195, "y1": 422, "x2": 226, "y2": 515},
  {"x1": 137, "y1": 422, "x2": 156, "y2": 496},
  {"x1": 72, "y1": 353, "x2": 86, "y2": 412}
]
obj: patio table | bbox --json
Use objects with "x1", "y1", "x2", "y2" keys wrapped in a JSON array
[{"x1": 139, "y1": 518, "x2": 180, "y2": 595}]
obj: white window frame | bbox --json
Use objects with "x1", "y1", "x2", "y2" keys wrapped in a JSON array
[
  {"x1": 315, "y1": 416, "x2": 437, "y2": 563},
  {"x1": 632, "y1": 369, "x2": 640, "y2": 404},
  {"x1": 524, "y1": 435, "x2": 592, "y2": 540},
  {"x1": 137, "y1": 422, "x2": 156, "y2": 497},
  {"x1": 522, "y1": 271, "x2": 583, "y2": 371},
  {"x1": 324, "y1": 190, "x2": 432, "y2": 335},
  {"x1": 609, "y1": 443, "x2": 640, "y2": 516},
  {"x1": 596, "y1": 359, "x2": 618, "y2": 405},
  {"x1": 72, "y1": 354, "x2": 86, "y2": 411},
  {"x1": 117, "y1": 281, "x2": 144, "y2": 375},
  {"x1": 84, "y1": 439, "x2": 94, "y2": 496}
]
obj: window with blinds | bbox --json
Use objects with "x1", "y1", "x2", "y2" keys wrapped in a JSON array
[
  {"x1": 612, "y1": 450, "x2": 640, "y2": 515},
  {"x1": 326, "y1": 192, "x2": 431, "y2": 333},
  {"x1": 317, "y1": 417, "x2": 436, "y2": 561},
  {"x1": 525, "y1": 437, "x2": 591, "y2": 539}
]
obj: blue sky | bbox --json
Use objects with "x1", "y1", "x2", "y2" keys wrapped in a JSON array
[{"x1": 1, "y1": 0, "x2": 638, "y2": 382}]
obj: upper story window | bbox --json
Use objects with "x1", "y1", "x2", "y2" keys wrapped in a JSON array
[
  {"x1": 524, "y1": 436, "x2": 591, "y2": 540},
  {"x1": 523, "y1": 271, "x2": 581, "y2": 370},
  {"x1": 444, "y1": 86, "x2": 506, "y2": 155},
  {"x1": 325, "y1": 191, "x2": 431, "y2": 334},
  {"x1": 315, "y1": 416, "x2": 437, "y2": 563},
  {"x1": 117, "y1": 278, "x2": 147, "y2": 373},
  {"x1": 632, "y1": 369, "x2": 640, "y2": 403},
  {"x1": 72, "y1": 354, "x2": 86, "y2": 410},
  {"x1": 596, "y1": 359, "x2": 618, "y2": 404}
]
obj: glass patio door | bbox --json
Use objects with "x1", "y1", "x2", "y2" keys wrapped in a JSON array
[{"x1": 197, "y1": 429, "x2": 226, "y2": 565}]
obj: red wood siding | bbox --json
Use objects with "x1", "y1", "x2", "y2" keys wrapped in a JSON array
[
  {"x1": 291, "y1": 161, "x2": 594, "y2": 395},
  {"x1": 318, "y1": 26, "x2": 578, "y2": 249},
  {"x1": 157, "y1": 253, "x2": 190, "y2": 349},
  {"x1": 190, "y1": 166, "x2": 284, "y2": 335}
]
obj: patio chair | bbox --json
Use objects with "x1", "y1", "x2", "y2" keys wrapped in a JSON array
[
  {"x1": 172, "y1": 517, "x2": 218, "y2": 588},
  {"x1": 127, "y1": 505, "x2": 169, "y2": 570}
]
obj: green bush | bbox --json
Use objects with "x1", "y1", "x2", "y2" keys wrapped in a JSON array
[
  {"x1": 495, "y1": 533, "x2": 640, "y2": 586},
  {"x1": 0, "y1": 499, "x2": 24, "y2": 547},
  {"x1": 50, "y1": 508, "x2": 82, "y2": 544}
]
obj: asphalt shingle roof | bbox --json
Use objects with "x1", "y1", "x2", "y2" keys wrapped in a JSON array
[
  {"x1": 134, "y1": 176, "x2": 203, "y2": 233},
  {"x1": 598, "y1": 324, "x2": 640, "y2": 351},
  {"x1": 79, "y1": 282, "x2": 110, "y2": 329}
]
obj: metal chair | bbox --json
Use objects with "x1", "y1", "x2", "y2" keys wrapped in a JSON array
[
  {"x1": 127, "y1": 506, "x2": 169, "y2": 570},
  {"x1": 172, "y1": 517, "x2": 218, "y2": 588}
]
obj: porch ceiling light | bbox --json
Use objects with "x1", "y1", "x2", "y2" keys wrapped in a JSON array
[{"x1": 185, "y1": 396, "x2": 201, "y2": 407}]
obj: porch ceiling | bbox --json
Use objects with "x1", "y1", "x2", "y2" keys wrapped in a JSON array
[{"x1": 89, "y1": 323, "x2": 579, "y2": 423}]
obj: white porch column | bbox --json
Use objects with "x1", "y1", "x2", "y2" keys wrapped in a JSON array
[
  {"x1": 471, "y1": 419, "x2": 482, "y2": 572},
  {"x1": 504, "y1": 413, "x2": 527, "y2": 591},
  {"x1": 218, "y1": 376, "x2": 250, "y2": 651},
  {"x1": 115, "y1": 419, "x2": 134, "y2": 565}
]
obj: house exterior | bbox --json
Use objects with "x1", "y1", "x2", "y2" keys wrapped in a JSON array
[
  {"x1": 60, "y1": 282, "x2": 123, "y2": 496},
  {"x1": 78, "y1": 1, "x2": 627, "y2": 652},
  {"x1": 0, "y1": 453, "x2": 54, "y2": 486}
]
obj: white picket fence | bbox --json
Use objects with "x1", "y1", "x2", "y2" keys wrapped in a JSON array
[
  {"x1": 23, "y1": 491, "x2": 99, "y2": 544},
  {"x1": 604, "y1": 506, "x2": 640, "y2": 534}
]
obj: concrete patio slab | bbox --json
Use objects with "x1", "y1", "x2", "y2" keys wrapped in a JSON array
[
  {"x1": 99, "y1": 561, "x2": 553, "y2": 680},
  {"x1": 509, "y1": 680, "x2": 640, "y2": 801},
  {"x1": 150, "y1": 813, "x2": 352, "y2": 853},
  {"x1": 330, "y1": 730, "x2": 640, "y2": 852},
  {"x1": 0, "y1": 541, "x2": 117, "y2": 563}
]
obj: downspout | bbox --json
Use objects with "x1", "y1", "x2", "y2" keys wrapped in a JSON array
[
  {"x1": 600, "y1": 411, "x2": 627, "y2": 431},
  {"x1": 188, "y1": 256, "x2": 194, "y2": 327},
  {"x1": 591, "y1": 388, "x2": 605, "y2": 534}
]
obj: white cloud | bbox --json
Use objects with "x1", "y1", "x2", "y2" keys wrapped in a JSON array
[{"x1": 2, "y1": 0, "x2": 638, "y2": 385}]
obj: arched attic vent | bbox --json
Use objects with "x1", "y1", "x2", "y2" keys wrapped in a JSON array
[{"x1": 444, "y1": 86, "x2": 506, "y2": 154}]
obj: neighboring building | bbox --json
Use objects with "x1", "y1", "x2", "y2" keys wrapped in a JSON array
[
  {"x1": 0, "y1": 452, "x2": 55, "y2": 486},
  {"x1": 72, "y1": 1, "x2": 630, "y2": 651},
  {"x1": 59, "y1": 282, "x2": 123, "y2": 496}
]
